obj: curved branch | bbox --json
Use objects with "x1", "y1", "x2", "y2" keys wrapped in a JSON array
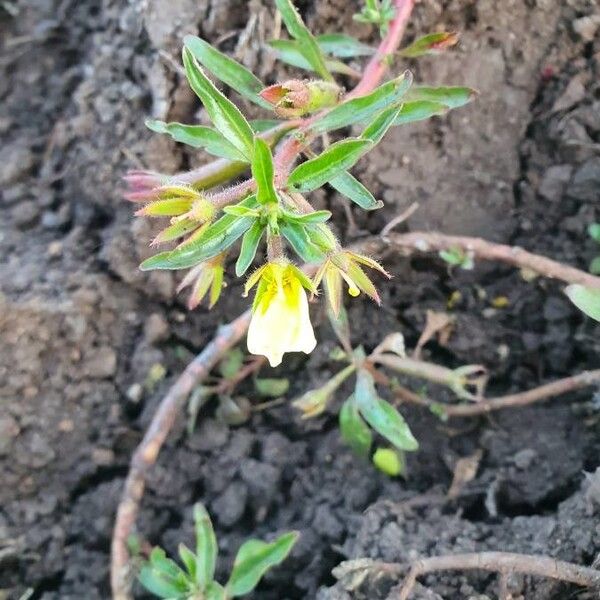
[
  {"x1": 395, "y1": 551, "x2": 600, "y2": 600},
  {"x1": 111, "y1": 311, "x2": 251, "y2": 600},
  {"x1": 394, "y1": 369, "x2": 600, "y2": 418},
  {"x1": 372, "y1": 231, "x2": 600, "y2": 289}
]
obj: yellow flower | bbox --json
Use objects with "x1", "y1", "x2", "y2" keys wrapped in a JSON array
[
  {"x1": 245, "y1": 262, "x2": 317, "y2": 367},
  {"x1": 313, "y1": 250, "x2": 390, "y2": 317}
]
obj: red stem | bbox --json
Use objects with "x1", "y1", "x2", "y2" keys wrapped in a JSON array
[{"x1": 273, "y1": 0, "x2": 416, "y2": 175}]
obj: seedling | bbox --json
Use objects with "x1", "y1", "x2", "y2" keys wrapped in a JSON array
[{"x1": 138, "y1": 503, "x2": 298, "y2": 599}]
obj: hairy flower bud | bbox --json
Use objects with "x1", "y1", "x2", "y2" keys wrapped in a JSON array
[{"x1": 260, "y1": 79, "x2": 342, "y2": 118}]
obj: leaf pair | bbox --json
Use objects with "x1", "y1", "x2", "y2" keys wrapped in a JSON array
[{"x1": 340, "y1": 368, "x2": 418, "y2": 459}]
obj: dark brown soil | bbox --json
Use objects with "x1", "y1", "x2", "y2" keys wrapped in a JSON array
[{"x1": 1, "y1": 1, "x2": 600, "y2": 599}]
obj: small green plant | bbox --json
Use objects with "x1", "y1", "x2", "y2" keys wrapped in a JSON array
[
  {"x1": 138, "y1": 503, "x2": 298, "y2": 599},
  {"x1": 124, "y1": 0, "x2": 476, "y2": 369}
]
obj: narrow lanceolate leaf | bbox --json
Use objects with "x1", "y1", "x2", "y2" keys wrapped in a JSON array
[
  {"x1": 152, "y1": 218, "x2": 199, "y2": 245},
  {"x1": 252, "y1": 138, "x2": 277, "y2": 205},
  {"x1": 361, "y1": 105, "x2": 403, "y2": 145},
  {"x1": 184, "y1": 35, "x2": 270, "y2": 108},
  {"x1": 398, "y1": 31, "x2": 460, "y2": 58},
  {"x1": 282, "y1": 209, "x2": 332, "y2": 224},
  {"x1": 393, "y1": 101, "x2": 448, "y2": 126},
  {"x1": 236, "y1": 221, "x2": 264, "y2": 276},
  {"x1": 226, "y1": 532, "x2": 299, "y2": 597},
  {"x1": 355, "y1": 369, "x2": 419, "y2": 451},
  {"x1": 138, "y1": 565, "x2": 187, "y2": 599},
  {"x1": 280, "y1": 221, "x2": 327, "y2": 263},
  {"x1": 288, "y1": 139, "x2": 373, "y2": 192},
  {"x1": 405, "y1": 85, "x2": 478, "y2": 109},
  {"x1": 136, "y1": 198, "x2": 192, "y2": 217},
  {"x1": 145, "y1": 119, "x2": 247, "y2": 161},
  {"x1": 194, "y1": 503, "x2": 218, "y2": 590},
  {"x1": 311, "y1": 72, "x2": 413, "y2": 134},
  {"x1": 178, "y1": 543, "x2": 198, "y2": 580},
  {"x1": 329, "y1": 172, "x2": 383, "y2": 211},
  {"x1": 565, "y1": 285, "x2": 600, "y2": 322},
  {"x1": 182, "y1": 47, "x2": 255, "y2": 160},
  {"x1": 339, "y1": 396, "x2": 373, "y2": 458},
  {"x1": 206, "y1": 581, "x2": 227, "y2": 600},
  {"x1": 267, "y1": 39, "x2": 357, "y2": 77},
  {"x1": 141, "y1": 196, "x2": 258, "y2": 270},
  {"x1": 274, "y1": 0, "x2": 333, "y2": 81},
  {"x1": 316, "y1": 33, "x2": 374, "y2": 57}
]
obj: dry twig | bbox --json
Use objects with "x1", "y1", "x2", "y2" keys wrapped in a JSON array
[
  {"x1": 393, "y1": 369, "x2": 600, "y2": 418},
  {"x1": 392, "y1": 551, "x2": 600, "y2": 600}
]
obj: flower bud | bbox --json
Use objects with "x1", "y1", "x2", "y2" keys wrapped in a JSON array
[{"x1": 260, "y1": 79, "x2": 342, "y2": 118}]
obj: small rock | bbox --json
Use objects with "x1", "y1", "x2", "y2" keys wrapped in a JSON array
[
  {"x1": 512, "y1": 448, "x2": 537, "y2": 470},
  {"x1": 0, "y1": 415, "x2": 20, "y2": 456},
  {"x1": 313, "y1": 505, "x2": 344, "y2": 541},
  {"x1": 0, "y1": 145, "x2": 35, "y2": 185},
  {"x1": 86, "y1": 346, "x2": 118, "y2": 379},
  {"x1": 538, "y1": 165, "x2": 572, "y2": 202},
  {"x1": 551, "y1": 73, "x2": 588, "y2": 113},
  {"x1": 568, "y1": 158, "x2": 600, "y2": 202},
  {"x1": 573, "y1": 14, "x2": 600, "y2": 42},
  {"x1": 211, "y1": 481, "x2": 248, "y2": 527},
  {"x1": 126, "y1": 383, "x2": 143, "y2": 403},
  {"x1": 12, "y1": 200, "x2": 40, "y2": 229},
  {"x1": 92, "y1": 448, "x2": 115, "y2": 466},
  {"x1": 239, "y1": 458, "x2": 281, "y2": 500},
  {"x1": 543, "y1": 296, "x2": 573, "y2": 321},
  {"x1": 41, "y1": 203, "x2": 72, "y2": 230},
  {"x1": 143, "y1": 313, "x2": 170, "y2": 344},
  {"x1": 187, "y1": 419, "x2": 229, "y2": 452},
  {"x1": 47, "y1": 241, "x2": 63, "y2": 258}
]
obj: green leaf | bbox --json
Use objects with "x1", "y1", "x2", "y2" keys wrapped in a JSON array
[
  {"x1": 236, "y1": 220, "x2": 265, "y2": 276},
  {"x1": 280, "y1": 221, "x2": 327, "y2": 263},
  {"x1": 274, "y1": 0, "x2": 333, "y2": 81},
  {"x1": 311, "y1": 72, "x2": 413, "y2": 134},
  {"x1": 226, "y1": 532, "x2": 299, "y2": 596},
  {"x1": 590, "y1": 257, "x2": 600, "y2": 275},
  {"x1": 252, "y1": 138, "x2": 277, "y2": 205},
  {"x1": 398, "y1": 31, "x2": 459, "y2": 58},
  {"x1": 194, "y1": 503, "x2": 218, "y2": 590},
  {"x1": 141, "y1": 195, "x2": 258, "y2": 271},
  {"x1": 565, "y1": 284, "x2": 600, "y2": 322},
  {"x1": 339, "y1": 396, "x2": 373, "y2": 457},
  {"x1": 138, "y1": 565, "x2": 187, "y2": 599},
  {"x1": 361, "y1": 105, "x2": 403, "y2": 145},
  {"x1": 145, "y1": 119, "x2": 247, "y2": 161},
  {"x1": 206, "y1": 581, "x2": 227, "y2": 600},
  {"x1": 405, "y1": 85, "x2": 477, "y2": 109},
  {"x1": 182, "y1": 47, "x2": 254, "y2": 160},
  {"x1": 219, "y1": 348, "x2": 245, "y2": 379},
  {"x1": 178, "y1": 544, "x2": 198, "y2": 581},
  {"x1": 316, "y1": 33, "x2": 374, "y2": 57},
  {"x1": 373, "y1": 447, "x2": 404, "y2": 476},
  {"x1": 282, "y1": 209, "x2": 332, "y2": 224},
  {"x1": 254, "y1": 377, "x2": 290, "y2": 397},
  {"x1": 329, "y1": 171, "x2": 383, "y2": 211},
  {"x1": 268, "y1": 39, "x2": 359, "y2": 77},
  {"x1": 288, "y1": 139, "x2": 373, "y2": 192},
  {"x1": 184, "y1": 35, "x2": 270, "y2": 109},
  {"x1": 588, "y1": 223, "x2": 600, "y2": 243},
  {"x1": 393, "y1": 101, "x2": 449, "y2": 125},
  {"x1": 355, "y1": 369, "x2": 419, "y2": 451},
  {"x1": 149, "y1": 548, "x2": 187, "y2": 582}
]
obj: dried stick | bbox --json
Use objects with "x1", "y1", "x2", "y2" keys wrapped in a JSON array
[
  {"x1": 393, "y1": 551, "x2": 600, "y2": 600},
  {"x1": 111, "y1": 311, "x2": 250, "y2": 600},
  {"x1": 393, "y1": 369, "x2": 600, "y2": 418},
  {"x1": 374, "y1": 232, "x2": 600, "y2": 289}
]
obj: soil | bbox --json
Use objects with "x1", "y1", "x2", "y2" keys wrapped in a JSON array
[{"x1": 1, "y1": 0, "x2": 600, "y2": 599}]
